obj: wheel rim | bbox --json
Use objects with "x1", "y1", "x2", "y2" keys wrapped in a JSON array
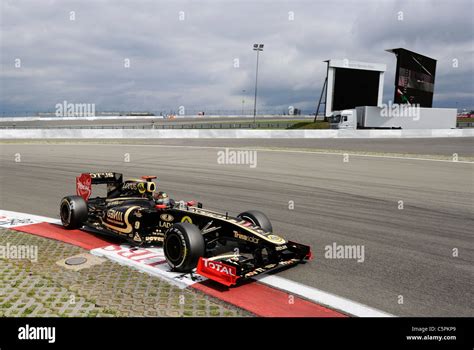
[
  {"x1": 165, "y1": 234, "x2": 183, "y2": 263},
  {"x1": 60, "y1": 203, "x2": 71, "y2": 224}
]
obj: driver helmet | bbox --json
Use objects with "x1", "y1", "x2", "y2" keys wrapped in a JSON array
[{"x1": 154, "y1": 191, "x2": 170, "y2": 206}]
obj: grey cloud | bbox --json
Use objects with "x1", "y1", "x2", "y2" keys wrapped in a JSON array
[{"x1": 0, "y1": 0, "x2": 472, "y2": 114}]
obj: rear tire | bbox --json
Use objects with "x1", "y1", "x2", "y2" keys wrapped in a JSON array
[
  {"x1": 60, "y1": 195, "x2": 88, "y2": 229},
  {"x1": 164, "y1": 223, "x2": 205, "y2": 272},
  {"x1": 237, "y1": 210, "x2": 273, "y2": 232}
]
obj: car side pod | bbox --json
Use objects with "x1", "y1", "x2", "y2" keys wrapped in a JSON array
[{"x1": 196, "y1": 258, "x2": 239, "y2": 287}]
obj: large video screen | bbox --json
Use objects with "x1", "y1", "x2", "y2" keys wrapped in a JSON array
[
  {"x1": 332, "y1": 68, "x2": 380, "y2": 111},
  {"x1": 390, "y1": 48, "x2": 437, "y2": 107}
]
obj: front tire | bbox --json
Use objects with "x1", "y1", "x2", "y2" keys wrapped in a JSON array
[
  {"x1": 60, "y1": 195, "x2": 88, "y2": 229},
  {"x1": 237, "y1": 210, "x2": 273, "y2": 232},
  {"x1": 163, "y1": 223, "x2": 205, "y2": 272}
]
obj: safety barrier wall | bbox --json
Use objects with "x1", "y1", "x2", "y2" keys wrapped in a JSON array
[{"x1": 1, "y1": 129, "x2": 473, "y2": 139}]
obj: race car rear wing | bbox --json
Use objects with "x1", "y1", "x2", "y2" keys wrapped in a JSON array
[{"x1": 76, "y1": 172, "x2": 123, "y2": 201}]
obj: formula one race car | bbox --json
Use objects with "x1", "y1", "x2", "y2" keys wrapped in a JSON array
[{"x1": 60, "y1": 172, "x2": 311, "y2": 286}]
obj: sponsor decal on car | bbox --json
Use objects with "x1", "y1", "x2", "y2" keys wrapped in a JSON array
[
  {"x1": 102, "y1": 206, "x2": 140, "y2": 234},
  {"x1": 76, "y1": 173, "x2": 92, "y2": 201},
  {"x1": 145, "y1": 236, "x2": 163, "y2": 242},
  {"x1": 159, "y1": 221, "x2": 172, "y2": 229},
  {"x1": 279, "y1": 258, "x2": 300, "y2": 266},
  {"x1": 181, "y1": 216, "x2": 193, "y2": 224},
  {"x1": 89, "y1": 172, "x2": 114, "y2": 179},
  {"x1": 267, "y1": 234, "x2": 286, "y2": 244},
  {"x1": 160, "y1": 213, "x2": 174, "y2": 222},
  {"x1": 203, "y1": 259, "x2": 236, "y2": 276},
  {"x1": 197, "y1": 258, "x2": 238, "y2": 286},
  {"x1": 107, "y1": 209, "x2": 123, "y2": 222},
  {"x1": 137, "y1": 182, "x2": 146, "y2": 193},
  {"x1": 233, "y1": 231, "x2": 259, "y2": 244},
  {"x1": 243, "y1": 259, "x2": 298, "y2": 278},
  {"x1": 244, "y1": 267, "x2": 267, "y2": 278},
  {"x1": 122, "y1": 182, "x2": 139, "y2": 190}
]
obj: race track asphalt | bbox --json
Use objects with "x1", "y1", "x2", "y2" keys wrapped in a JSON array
[
  {"x1": 0, "y1": 141, "x2": 472, "y2": 316},
  {"x1": 95, "y1": 137, "x2": 474, "y2": 157}
]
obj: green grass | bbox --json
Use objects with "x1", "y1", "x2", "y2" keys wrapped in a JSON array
[
  {"x1": 2, "y1": 302, "x2": 13, "y2": 308},
  {"x1": 457, "y1": 118, "x2": 474, "y2": 122},
  {"x1": 286, "y1": 121, "x2": 330, "y2": 129},
  {"x1": 179, "y1": 119, "x2": 310, "y2": 129},
  {"x1": 23, "y1": 306, "x2": 36, "y2": 315},
  {"x1": 203, "y1": 119, "x2": 307, "y2": 124}
]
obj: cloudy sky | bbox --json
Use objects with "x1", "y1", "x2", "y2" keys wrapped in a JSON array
[{"x1": 1, "y1": 0, "x2": 473, "y2": 114}]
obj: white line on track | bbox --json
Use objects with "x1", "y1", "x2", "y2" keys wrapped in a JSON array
[
  {"x1": 256, "y1": 275, "x2": 394, "y2": 317},
  {"x1": 32, "y1": 142, "x2": 474, "y2": 164}
]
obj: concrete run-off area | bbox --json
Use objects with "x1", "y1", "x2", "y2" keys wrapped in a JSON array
[{"x1": 0, "y1": 229, "x2": 251, "y2": 317}]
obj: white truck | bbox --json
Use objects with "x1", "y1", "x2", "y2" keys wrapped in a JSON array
[{"x1": 329, "y1": 106, "x2": 457, "y2": 129}]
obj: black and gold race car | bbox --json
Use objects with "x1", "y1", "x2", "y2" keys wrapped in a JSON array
[{"x1": 60, "y1": 172, "x2": 311, "y2": 286}]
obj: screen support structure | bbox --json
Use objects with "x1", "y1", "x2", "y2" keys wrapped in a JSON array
[{"x1": 314, "y1": 76, "x2": 327, "y2": 122}]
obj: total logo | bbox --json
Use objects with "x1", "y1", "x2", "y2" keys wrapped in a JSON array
[{"x1": 203, "y1": 259, "x2": 236, "y2": 276}]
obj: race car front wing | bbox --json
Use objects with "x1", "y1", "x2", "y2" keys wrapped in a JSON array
[{"x1": 196, "y1": 241, "x2": 312, "y2": 286}]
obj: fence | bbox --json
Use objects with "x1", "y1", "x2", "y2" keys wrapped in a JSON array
[{"x1": 0, "y1": 122, "x2": 300, "y2": 130}]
